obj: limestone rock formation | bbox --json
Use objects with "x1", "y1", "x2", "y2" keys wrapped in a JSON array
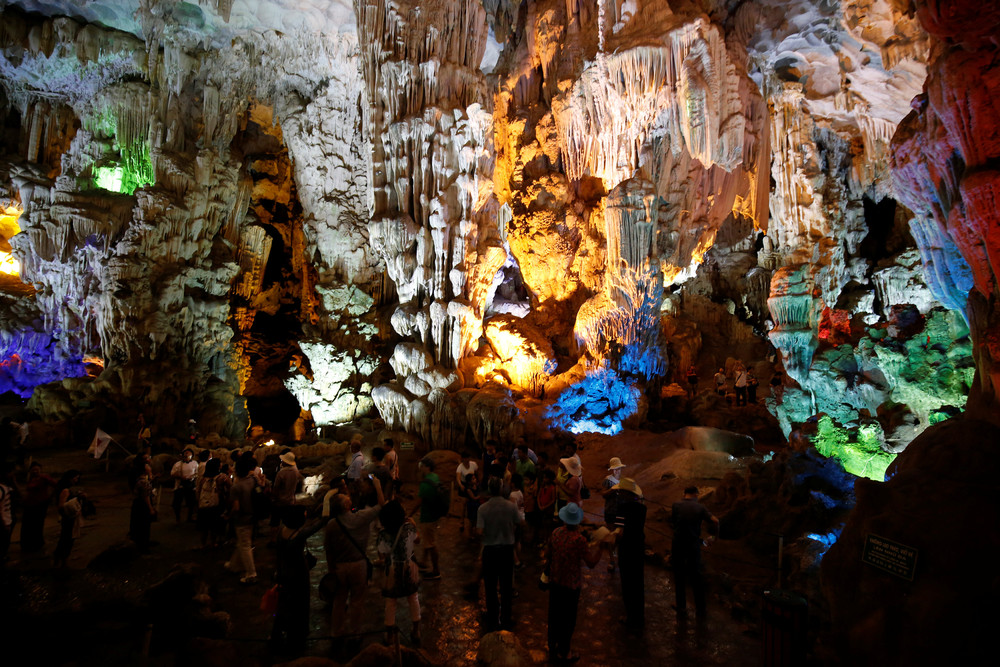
[
  {"x1": 0, "y1": 0, "x2": 987, "y2": 475},
  {"x1": 891, "y1": 0, "x2": 1000, "y2": 418},
  {"x1": 822, "y1": 418, "x2": 1000, "y2": 666}
]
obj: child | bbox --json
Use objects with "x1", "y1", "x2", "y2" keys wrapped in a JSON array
[
  {"x1": 462, "y1": 472, "x2": 480, "y2": 538},
  {"x1": 536, "y1": 468, "x2": 557, "y2": 548}
]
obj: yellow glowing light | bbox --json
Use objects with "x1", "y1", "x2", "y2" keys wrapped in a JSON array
[
  {"x1": 264, "y1": 439, "x2": 276, "y2": 447},
  {"x1": 0, "y1": 251, "x2": 19, "y2": 276},
  {"x1": 690, "y1": 230, "x2": 718, "y2": 266},
  {"x1": 1, "y1": 205, "x2": 24, "y2": 276}
]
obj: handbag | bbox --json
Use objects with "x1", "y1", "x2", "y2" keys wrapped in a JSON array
[
  {"x1": 335, "y1": 515, "x2": 375, "y2": 583},
  {"x1": 538, "y1": 560, "x2": 551, "y2": 591},
  {"x1": 381, "y1": 521, "x2": 409, "y2": 592},
  {"x1": 260, "y1": 584, "x2": 279, "y2": 615},
  {"x1": 318, "y1": 572, "x2": 338, "y2": 603}
]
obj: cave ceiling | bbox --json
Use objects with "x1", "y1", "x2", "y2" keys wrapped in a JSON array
[{"x1": 0, "y1": 0, "x2": 995, "y2": 470}]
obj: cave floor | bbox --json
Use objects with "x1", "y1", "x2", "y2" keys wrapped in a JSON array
[{"x1": 5, "y1": 440, "x2": 777, "y2": 666}]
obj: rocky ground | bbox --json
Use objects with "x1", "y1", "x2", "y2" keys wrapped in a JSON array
[{"x1": 0, "y1": 398, "x2": 832, "y2": 666}]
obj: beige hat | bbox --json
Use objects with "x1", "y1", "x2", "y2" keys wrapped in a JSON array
[
  {"x1": 612, "y1": 477, "x2": 643, "y2": 497},
  {"x1": 560, "y1": 457, "x2": 583, "y2": 477},
  {"x1": 279, "y1": 452, "x2": 296, "y2": 466},
  {"x1": 608, "y1": 457, "x2": 625, "y2": 470}
]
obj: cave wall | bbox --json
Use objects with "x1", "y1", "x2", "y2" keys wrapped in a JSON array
[
  {"x1": 0, "y1": 0, "x2": 986, "y2": 457},
  {"x1": 820, "y1": 2, "x2": 1000, "y2": 663},
  {"x1": 0, "y1": 4, "x2": 379, "y2": 440}
]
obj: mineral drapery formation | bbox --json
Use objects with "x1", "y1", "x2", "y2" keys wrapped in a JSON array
[
  {"x1": 355, "y1": 0, "x2": 498, "y2": 446},
  {"x1": 0, "y1": 0, "x2": 986, "y2": 462},
  {"x1": 821, "y1": 3, "x2": 1000, "y2": 661},
  {"x1": 891, "y1": 0, "x2": 1000, "y2": 417},
  {"x1": 0, "y1": 5, "x2": 380, "y2": 437}
]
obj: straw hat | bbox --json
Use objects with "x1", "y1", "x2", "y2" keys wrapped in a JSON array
[
  {"x1": 560, "y1": 457, "x2": 583, "y2": 477},
  {"x1": 279, "y1": 452, "x2": 296, "y2": 466},
  {"x1": 612, "y1": 477, "x2": 643, "y2": 497},
  {"x1": 607, "y1": 457, "x2": 625, "y2": 470},
  {"x1": 558, "y1": 502, "x2": 584, "y2": 525}
]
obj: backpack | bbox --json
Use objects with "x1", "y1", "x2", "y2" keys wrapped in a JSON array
[
  {"x1": 434, "y1": 481, "x2": 451, "y2": 518},
  {"x1": 198, "y1": 477, "x2": 219, "y2": 508},
  {"x1": 251, "y1": 480, "x2": 271, "y2": 521}
]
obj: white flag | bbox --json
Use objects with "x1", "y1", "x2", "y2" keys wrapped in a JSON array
[{"x1": 89, "y1": 428, "x2": 113, "y2": 459}]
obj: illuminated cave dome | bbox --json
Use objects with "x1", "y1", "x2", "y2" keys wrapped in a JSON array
[{"x1": 0, "y1": 0, "x2": 997, "y2": 663}]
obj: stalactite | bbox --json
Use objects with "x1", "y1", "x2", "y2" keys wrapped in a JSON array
[{"x1": 557, "y1": 20, "x2": 743, "y2": 189}]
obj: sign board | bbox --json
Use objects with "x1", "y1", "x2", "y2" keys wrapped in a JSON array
[
  {"x1": 400, "y1": 442, "x2": 414, "y2": 451},
  {"x1": 862, "y1": 534, "x2": 918, "y2": 581}
]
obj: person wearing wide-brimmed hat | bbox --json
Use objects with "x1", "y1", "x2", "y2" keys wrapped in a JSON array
[
  {"x1": 602, "y1": 457, "x2": 626, "y2": 492},
  {"x1": 556, "y1": 457, "x2": 583, "y2": 509},
  {"x1": 609, "y1": 478, "x2": 646, "y2": 630},
  {"x1": 545, "y1": 502, "x2": 606, "y2": 663},
  {"x1": 271, "y1": 451, "x2": 304, "y2": 543},
  {"x1": 601, "y1": 457, "x2": 628, "y2": 574}
]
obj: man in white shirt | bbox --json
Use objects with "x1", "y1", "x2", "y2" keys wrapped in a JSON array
[
  {"x1": 456, "y1": 451, "x2": 480, "y2": 487},
  {"x1": 383, "y1": 439, "x2": 399, "y2": 481},
  {"x1": 171, "y1": 448, "x2": 199, "y2": 523},
  {"x1": 346, "y1": 440, "x2": 365, "y2": 482},
  {"x1": 714, "y1": 368, "x2": 727, "y2": 396}
]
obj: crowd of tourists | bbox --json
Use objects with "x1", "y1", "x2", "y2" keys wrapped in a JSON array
[
  {"x1": 684, "y1": 362, "x2": 765, "y2": 406},
  {"x1": 0, "y1": 430, "x2": 720, "y2": 663}
]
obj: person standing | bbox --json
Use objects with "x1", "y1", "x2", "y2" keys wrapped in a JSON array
[
  {"x1": 370, "y1": 447, "x2": 394, "y2": 499},
  {"x1": 271, "y1": 452, "x2": 303, "y2": 543},
  {"x1": 556, "y1": 458, "x2": 583, "y2": 508},
  {"x1": 456, "y1": 451, "x2": 480, "y2": 534},
  {"x1": 227, "y1": 457, "x2": 259, "y2": 583},
  {"x1": 536, "y1": 469, "x2": 557, "y2": 546},
  {"x1": 477, "y1": 476, "x2": 522, "y2": 631},
  {"x1": 610, "y1": 478, "x2": 646, "y2": 630},
  {"x1": 171, "y1": 448, "x2": 198, "y2": 523},
  {"x1": 383, "y1": 439, "x2": 399, "y2": 483},
  {"x1": 513, "y1": 446, "x2": 536, "y2": 479},
  {"x1": 747, "y1": 369, "x2": 759, "y2": 403},
  {"x1": 346, "y1": 439, "x2": 365, "y2": 483},
  {"x1": 270, "y1": 506, "x2": 327, "y2": 655},
  {"x1": 601, "y1": 458, "x2": 626, "y2": 573},
  {"x1": 196, "y1": 458, "x2": 225, "y2": 549},
  {"x1": 546, "y1": 502, "x2": 605, "y2": 663},
  {"x1": 324, "y1": 477, "x2": 385, "y2": 643},
  {"x1": 20, "y1": 461, "x2": 57, "y2": 554},
  {"x1": 685, "y1": 365, "x2": 699, "y2": 398},
  {"x1": 129, "y1": 462, "x2": 156, "y2": 553},
  {"x1": 377, "y1": 500, "x2": 422, "y2": 647},
  {"x1": 415, "y1": 458, "x2": 442, "y2": 579},
  {"x1": 734, "y1": 364, "x2": 748, "y2": 407},
  {"x1": 53, "y1": 470, "x2": 84, "y2": 569},
  {"x1": 714, "y1": 368, "x2": 726, "y2": 396},
  {"x1": 602, "y1": 457, "x2": 625, "y2": 492},
  {"x1": 670, "y1": 486, "x2": 719, "y2": 621}
]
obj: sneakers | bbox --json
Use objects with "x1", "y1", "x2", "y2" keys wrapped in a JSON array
[{"x1": 240, "y1": 575, "x2": 258, "y2": 584}]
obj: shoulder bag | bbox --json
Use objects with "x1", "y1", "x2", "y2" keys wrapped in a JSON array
[{"x1": 335, "y1": 514, "x2": 374, "y2": 583}]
